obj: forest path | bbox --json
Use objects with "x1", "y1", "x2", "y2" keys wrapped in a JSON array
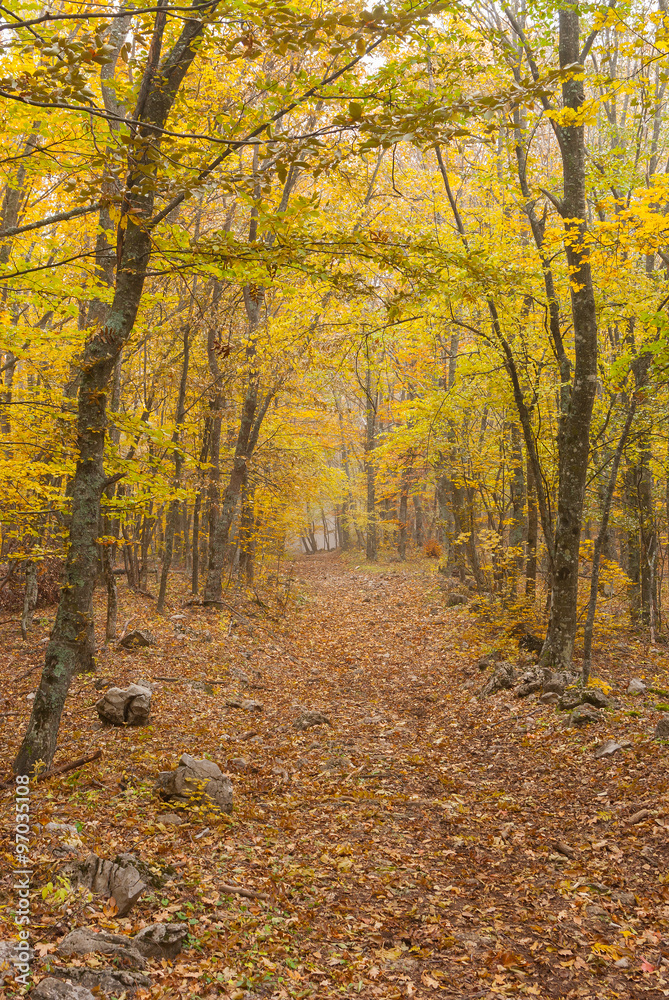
[
  {"x1": 220, "y1": 554, "x2": 666, "y2": 1000},
  {"x1": 1, "y1": 555, "x2": 667, "y2": 999}
]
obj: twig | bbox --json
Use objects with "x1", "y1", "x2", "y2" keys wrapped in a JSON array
[
  {"x1": 0, "y1": 749, "x2": 102, "y2": 789},
  {"x1": 219, "y1": 882, "x2": 269, "y2": 901}
]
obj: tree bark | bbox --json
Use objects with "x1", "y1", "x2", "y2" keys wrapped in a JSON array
[
  {"x1": 157, "y1": 327, "x2": 190, "y2": 613},
  {"x1": 582, "y1": 401, "x2": 636, "y2": 682},
  {"x1": 540, "y1": 9, "x2": 599, "y2": 668},
  {"x1": 364, "y1": 365, "x2": 378, "y2": 562},
  {"x1": 14, "y1": 5, "x2": 215, "y2": 774}
]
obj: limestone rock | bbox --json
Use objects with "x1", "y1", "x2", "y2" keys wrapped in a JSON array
[
  {"x1": 293, "y1": 710, "x2": 332, "y2": 731},
  {"x1": 627, "y1": 678, "x2": 646, "y2": 695},
  {"x1": 32, "y1": 979, "x2": 96, "y2": 1000},
  {"x1": 156, "y1": 812, "x2": 184, "y2": 825},
  {"x1": 119, "y1": 629, "x2": 156, "y2": 649},
  {"x1": 155, "y1": 753, "x2": 233, "y2": 812},
  {"x1": 570, "y1": 703, "x2": 602, "y2": 727},
  {"x1": 480, "y1": 662, "x2": 516, "y2": 697},
  {"x1": 655, "y1": 716, "x2": 669, "y2": 739},
  {"x1": 57, "y1": 928, "x2": 146, "y2": 968},
  {"x1": 446, "y1": 593, "x2": 468, "y2": 607},
  {"x1": 133, "y1": 922, "x2": 188, "y2": 960},
  {"x1": 225, "y1": 698, "x2": 263, "y2": 711},
  {"x1": 581, "y1": 688, "x2": 611, "y2": 709},
  {"x1": 594, "y1": 739, "x2": 625, "y2": 759},
  {"x1": 558, "y1": 690, "x2": 583, "y2": 711},
  {"x1": 52, "y1": 969, "x2": 151, "y2": 997},
  {"x1": 543, "y1": 671, "x2": 577, "y2": 695},
  {"x1": 75, "y1": 852, "x2": 146, "y2": 916},
  {"x1": 540, "y1": 691, "x2": 559, "y2": 705},
  {"x1": 96, "y1": 683, "x2": 151, "y2": 726},
  {"x1": 515, "y1": 666, "x2": 543, "y2": 698}
]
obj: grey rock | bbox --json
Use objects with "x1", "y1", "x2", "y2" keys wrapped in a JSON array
[
  {"x1": 32, "y1": 979, "x2": 96, "y2": 1000},
  {"x1": 156, "y1": 812, "x2": 184, "y2": 825},
  {"x1": 225, "y1": 698, "x2": 263, "y2": 711},
  {"x1": 133, "y1": 922, "x2": 188, "y2": 960},
  {"x1": 516, "y1": 680, "x2": 542, "y2": 698},
  {"x1": 52, "y1": 969, "x2": 151, "y2": 997},
  {"x1": 613, "y1": 957, "x2": 629, "y2": 969},
  {"x1": 293, "y1": 710, "x2": 332, "y2": 731},
  {"x1": 75, "y1": 852, "x2": 146, "y2": 916},
  {"x1": 96, "y1": 683, "x2": 151, "y2": 726},
  {"x1": 46, "y1": 821, "x2": 79, "y2": 837},
  {"x1": 581, "y1": 688, "x2": 611, "y2": 709},
  {"x1": 446, "y1": 593, "x2": 468, "y2": 607},
  {"x1": 627, "y1": 678, "x2": 646, "y2": 695},
  {"x1": 119, "y1": 629, "x2": 157, "y2": 649},
  {"x1": 570, "y1": 703, "x2": 602, "y2": 727},
  {"x1": 655, "y1": 716, "x2": 669, "y2": 739},
  {"x1": 612, "y1": 889, "x2": 636, "y2": 908},
  {"x1": 155, "y1": 753, "x2": 233, "y2": 812},
  {"x1": 57, "y1": 928, "x2": 146, "y2": 968},
  {"x1": 0, "y1": 939, "x2": 34, "y2": 968},
  {"x1": 540, "y1": 691, "x2": 559, "y2": 705},
  {"x1": 558, "y1": 690, "x2": 583, "y2": 711},
  {"x1": 543, "y1": 671, "x2": 577, "y2": 695},
  {"x1": 480, "y1": 662, "x2": 516, "y2": 697},
  {"x1": 594, "y1": 739, "x2": 625, "y2": 759}
]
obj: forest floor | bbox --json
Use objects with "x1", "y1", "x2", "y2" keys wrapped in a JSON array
[{"x1": 1, "y1": 553, "x2": 669, "y2": 1000}]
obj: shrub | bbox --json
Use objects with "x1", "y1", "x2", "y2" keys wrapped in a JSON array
[{"x1": 424, "y1": 539, "x2": 443, "y2": 558}]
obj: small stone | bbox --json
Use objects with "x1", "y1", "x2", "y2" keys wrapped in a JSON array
[
  {"x1": 119, "y1": 629, "x2": 157, "y2": 649},
  {"x1": 96, "y1": 684, "x2": 151, "y2": 726},
  {"x1": 229, "y1": 757, "x2": 252, "y2": 772},
  {"x1": 446, "y1": 593, "x2": 468, "y2": 607},
  {"x1": 540, "y1": 691, "x2": 559, "y2": 705},
  {"x1": 655, "y1": 716, "x2": 669, "y2": 739},
  {"x1": 480, "y1": 662, "x2": 516, "y2": 697},
  {"x1": 558, "y1": 690, "x2": 583, "y2": 711},
  {"x1": 611, "y1": 890, "x2": 636, "y2": 908},
  {"x1": 613, "y1": 957, "x2": 629, "y2": 969},
  {"x1": 627, "y1": 678, "x2": 646, "y2": 695},
  {"x1": 226, "y1": 698, "x2": 263, "y2": 712},
  {"x1": 156, "y1": 812, "x2": 184, "y2": 825},
  {"x1": 570, "y1": 703, "x2": 602, "y2": 727},
  {"x1": 32, "y1": 979, "x2": 96, "y2": 1000},
  {"x1": 133, "y1": 922, "x2": 188, "y2": 960},
  {"x1": 155, "y1": 753, "x2": 233, "y2": 813},
  {"x1": 72, "y1": 853, "x2": 147, "y2": 916},
  {"x1": 581, "y1": 688, "x2": 611, "y2": 709},
  {"x1": 293, "y1": 710, "x2": 331, "y2": 731},
  {"x1": 594, "y1": 739, "x2": 625, "y2": 759}
]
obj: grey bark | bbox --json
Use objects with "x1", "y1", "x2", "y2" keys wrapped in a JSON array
[{"x1": 15, "y1": 6, "x2": 215, "y2": 774}]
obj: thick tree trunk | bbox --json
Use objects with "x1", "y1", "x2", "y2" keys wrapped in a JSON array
[
  {"x1": 540, "y1": 10, "x2": 599, "y2": 669},
  {"x1": 14, "y1": 6, "x2": 214, "y2": 773}
]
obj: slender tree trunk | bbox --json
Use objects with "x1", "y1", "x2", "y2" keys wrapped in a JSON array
[
  {"x1": 508, "y1": 423, "x2": 525, "y2": 596},
  {"x1": 582, "y1": 402, "x2": 636, "y2": 682},
  {"x1": 364, "y1": 366, "x2": 378, "y2": 562},
  {"x1": 157, "y1": 327, "x2": 190, "y2": 613},
  {"x1": 398, "y1": 460, "x2": 410, "y2": 561},
  {"x1": 20, "y1": 560, "x2": 38, "y2": 640},
  {"x1": 526, "y1": 451, "x2": 538, "y2": 598},
  {"x1": 191, "y1": 420, "x2": 210, "y2": 595}
]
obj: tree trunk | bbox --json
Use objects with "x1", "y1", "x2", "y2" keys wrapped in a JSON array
[
  {"x1": 20, "y1": 560, "x2": 38, "y2": 640},
  {"x1": 191, "y1": 420, "x2": 210, "y2": 595},
  {"x1": 14, "y1": 7, "x2": 213, "y2": 774},
  {"x1": 508, "y1": 423, "x2": 525, "y2": 595},
  {"x1": 540, "y1": 9, "x2": 599, "y2": 668},
  {"x1": 364, "y1": 365, "x2": 378, "y2": 562},
  {"x1": 526, "y1": 451, "x2": 538, "y2": 598},
  {"x1": 157, "y1": 327, "x2": 190, "y2": 613},
  {"x1": 582, "y1": 402, "x2": 636, "y2": 682},
  {"x1": 398, "y1": 460, "x2": 410, "y2": 561}
]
